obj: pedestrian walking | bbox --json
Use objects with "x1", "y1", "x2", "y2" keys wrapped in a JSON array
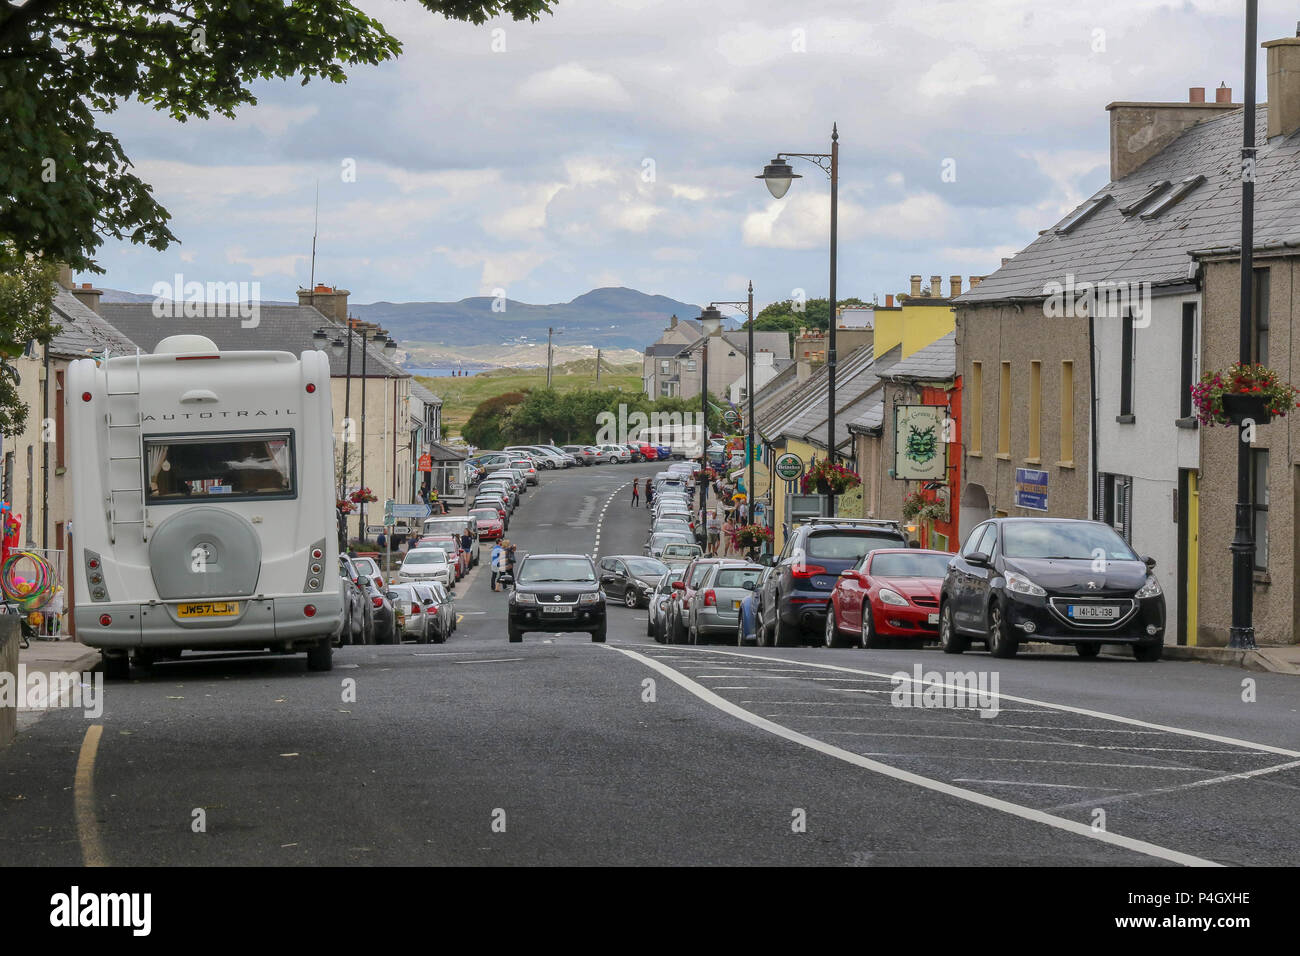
[
  {"x1": 490, "y1": 542, "x2": 505, "y2": 591},
  {"x1": 644, "y1": 477, "x2": 654, "y2": 506},
  {"x1": 721, "y1": 515, "x2": 736, "y2": 556},
  {"x1": 504, "y1": 541, "x2": 518, "y2": 583},
  {"x1": 706, "y1": 510, "x2": 721, "y2": 556},
  {"x1": 631, "y1": 481, "x2": 640, "y2": 507}
]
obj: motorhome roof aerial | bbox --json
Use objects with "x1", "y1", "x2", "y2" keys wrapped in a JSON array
[{"x1": 66, "y1": 335, "x2": 343, "y2": 677}]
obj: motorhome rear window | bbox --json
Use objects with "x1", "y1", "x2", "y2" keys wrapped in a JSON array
[{"x1": 145, "y1": 432, "x2": 294, "y2": 503}]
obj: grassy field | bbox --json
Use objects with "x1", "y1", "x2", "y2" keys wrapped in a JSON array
[{"x1": 420, "y1": 359, "x2": 642, "y2": 436}]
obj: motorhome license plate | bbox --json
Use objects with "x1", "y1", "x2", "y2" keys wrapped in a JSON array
[
  {"x1": 177, "y1": 602, "x2": 240, "y2": 618},
  {"x1": 1069, "y1": 604, "x2": 1119, "y2": 620}
]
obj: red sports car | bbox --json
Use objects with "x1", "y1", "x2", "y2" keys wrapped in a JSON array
[{"x1": 825, "y1": 548, "x2": 953, "y2": 648}]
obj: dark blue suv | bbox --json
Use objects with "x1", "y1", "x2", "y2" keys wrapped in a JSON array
[{"x1": 757, "y1": 519, "x2": 907, "y2": 646}]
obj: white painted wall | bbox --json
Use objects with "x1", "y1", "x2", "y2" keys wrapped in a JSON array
[{"x1": 1093, "y1": 290, "x2": 1200, "y2": 642}]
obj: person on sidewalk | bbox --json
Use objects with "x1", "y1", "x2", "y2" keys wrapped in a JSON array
[
  {"x1": 721, "y1": 515, "x2": 736, "y2": 556},
  {"x1": 644, "y1": 478, "x2": 654, "y2": 507},
  {"x1": 706, "y1": 510, "x2": 721, "y2": 556},
  {"x1": 490, "y1": 542, "x2": 505, "y2": 591},
  {"x1": 631, "y1": 482, "x2": 640, "y2": 507}
]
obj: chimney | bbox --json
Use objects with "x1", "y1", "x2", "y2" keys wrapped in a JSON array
[
  {"x1": 71, "y1": 281, "x2": 102, "y2": 314},
  {"x1": 1216, "y1": 82, "x2": 1232, "y2": 104},
  {"x1": 796, "y1": 355, "x2": 812, "y2": 383},
  {"x1": 1106, "y1": 88, "x2": 1239, "y2": 181},
  {"x1": 928, "y1": 275, "x2": 941, "y2": 296},
  {"x1": 885, "y1": 294, "x2": 894, "y2": 308},
  {"x1": 298, "y1": 284, "x2": 350, "y2": 324},
  {"x1": 969, "y1": 275, "x2": 984, "y2": 289},
  {"x1": 56, "y1": 263, "x2": 74, "y2": 290},
  {"x1": 1264, "y1": 36, "x2": 1300, "y2": 139},
  {"x1": 670, "y1": 315, "x2": 678, "y2": 329},
  {"x1": 910, "y1": 275, "x2": 922, "y2": 297},
  {"x1": 949, "y1": 275, "x2": 962, "y2": 298},
  {"x1": 1001, "y1": 258, "x2": 1011, "y2": 267}
]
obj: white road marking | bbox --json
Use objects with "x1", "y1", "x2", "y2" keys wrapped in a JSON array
[
  {"x1": 1047, "y1": 759, "x2": 1300, "y2": 812},
  {"x1": 670, "y1": 648, "x2": 1300, "y2": 758},
  {"x1": 454, "y1": 658, "x2": 525, "y2": 664},
  {"x1": 819, "y1": 731, "x2": 1248, "y2": 754},
  {"x1": 604, "y1": 644, "x2": 1220, "y2": 867},
  {"x1": 953, "y1": 779, "x2": 1124, "y2": 791},
  {"x1": 857, "y1": 753, "x2": 1208, "y2": 772}
]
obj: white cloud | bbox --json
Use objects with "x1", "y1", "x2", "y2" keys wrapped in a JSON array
[
  {"x1": 518, "y1": 63, "x2": 633, "y2": 111},
  {"x1": 225, "y1": 247, "x2": 309, "y2": 278},
  {"x1": 917, "y1": 49, "x2": 998, "y2": 98}
]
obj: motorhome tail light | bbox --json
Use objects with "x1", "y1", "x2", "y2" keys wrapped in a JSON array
[
  {"x1": 303, "y1": 604, "x2": 317, "y2": 617},
  {"x1": 88, "y1": 558, "x2": 99, "y2": 569},
  {"x1": 98, "y1": 614, "x2": 112, "y2": 627},
  {"x1": 703, "y1": 589, "x2": 716, "y2": 607},
  {"x1": 311, "y1": 548, "x2": 323, "y2": 559},
  {"x1": 306, "y1": 383, "x2": 316, "y2": 393},
  {"x1": 307, "y1": 578, "x2": 319, "y2": 589},
  {"x1": 81, "y1": 392, "x2": 92, "y2": 402},
  {"x1": 791, "y1": 564, "x2": 828, "y2": 579}
]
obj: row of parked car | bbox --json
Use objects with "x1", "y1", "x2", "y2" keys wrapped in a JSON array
[
  {"x1": 646, "y1": 515, "x2": 1167, "y2": 661},
  {"x1": 337, "y1": 552, "x2": 459, "y2": 646}
]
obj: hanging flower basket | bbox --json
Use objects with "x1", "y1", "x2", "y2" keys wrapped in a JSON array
[
  {"x1": 336, "y1": 499, "x2": 355, "y2": 514},
  {"x1": 799, "y1": 458, "x2": 860, "y2": 495},
  {"x1": 349, "y1": 487, "x2": 378, "y2": 504},
  {"x1": 902, "y1": 490, "x2": 946, "y2": 523},
  {"x1": 730, "y1": 523, "x2": 773, "y2": 551},
  {"x1": 1191, "y1": 363, "x2": 1300, "y2": 427}
]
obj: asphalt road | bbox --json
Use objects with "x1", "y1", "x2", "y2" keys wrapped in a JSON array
[{"x1": 1, "y1": 462, "x2": 1298, "y2": 866}]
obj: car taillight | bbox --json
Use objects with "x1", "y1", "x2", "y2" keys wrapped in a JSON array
[
  {"x1": 410, "y1": 603, "x2": 420, "y2": 615},
  {"x1": 372, "y1": 596, "x2": 383, "y2": 608},
  {"x1": 703, "y1": 589, "x2": 716, "y2": 607},
  {"x1": 791, "y1": 564, "x2": 828, "y2": 579}
]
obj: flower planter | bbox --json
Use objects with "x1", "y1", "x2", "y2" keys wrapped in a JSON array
[
  {"x1": 1220, "y1": 392, "x2": 1273, "y2": 426},
  {"x1": 815, "y1": 479, "x2": 832, "y2": 495}
]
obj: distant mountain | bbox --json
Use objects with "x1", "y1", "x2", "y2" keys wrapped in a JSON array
[
  {"x1": 97, "y1": 286, "x2": 713, "y2": 352},
  {"x1": 350, "y1": 287, "x2": 708, "y2": 350}
]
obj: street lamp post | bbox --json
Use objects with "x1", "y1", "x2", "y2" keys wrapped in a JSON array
[
  {"x1": 1230, "y1": 1, "x2": 1259, "y2": 649},
  {"x1": 696, "y1": 306, "x2": 725, "y2": 531},
  {"x1": 757, "y1": 123, "x2": 840, "y2": 516},
  {"x1": 707, "y1": 281, "x2": 757, "y2": 527}
]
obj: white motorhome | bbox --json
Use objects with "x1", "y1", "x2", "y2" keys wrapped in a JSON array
[{"x1": 67, "y1": 335, "x2": 342, "y2": 678}]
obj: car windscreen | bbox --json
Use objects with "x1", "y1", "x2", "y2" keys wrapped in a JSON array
[
  {"x1": 651, "y1": 534, "x2": 692, "y2": 547},
  {"x1": 518, "y1": 557, "x2": 596, "y2": 584},
  {"x1": 688, "y1": 563, "x2": 713, "y2": 587},
  {"x1": 869, "y1": 552, "x2": 953, "y2": 578},
  {"x1": 662, "y1": 544, "x2": 700, "y2": 557},
  {"x1": 626, "y1": 557, "x2": 668, "y2": 577},
  {"x1": 806, "y1": 531, "x2": 904, "y2": 561},
  {"x1": 469, "y1": 510, "x2": 499, "y2": 522},
  {"x1": 404, "y1": 549, "x2": 447, "y2": 565},
  {"x1": 1001, "y1": 522, "x2": 1138, "y2": 561},
  {"x1": 715, "y1": 568, "x2": 762, "y2": 589},
  {"x1": 145, "y1": 432, "x2": 294, "y2": 502},
  {"x1": 424, "y1": 520, "x2": 467, "y2": 534}
]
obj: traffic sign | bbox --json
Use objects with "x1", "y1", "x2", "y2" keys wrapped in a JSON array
[
  {"x1": 774, "y1": 453, "x2": 804, "y2": 482},
  {"x1": 391, "y1": 502, "x2": 433, "y2": 519}
]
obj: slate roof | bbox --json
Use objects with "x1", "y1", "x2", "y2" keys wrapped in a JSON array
[
  {"x1": 646, "y1": 342, "x2": 688, "y2": 357},
  {"x1": 761, "y1": 345, "x2": 878, "y2": 450},
  {"x1": 48, "y1": 287, "x2": 139, "y2": 359},
  {"x1": 846, "y1": 398, "x2": 885, "y2": 435},
  {"x1": 97, "y1": 303, "x2": 408, "y2": 377},
  {"x1": 409, "y1": 380, "x2": 442, "y2": 407},
  {"x1": 879, "y1": 332, "x2": 956, "y2": 382},
  {"x1": 960, "y1": 107, "x2": 1297, "y2": 302}
]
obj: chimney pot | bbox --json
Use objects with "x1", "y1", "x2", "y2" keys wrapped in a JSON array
[
  {"x1": 969, "y1": 275, "x2": 983, "y2": 289},
  {"x1": 1189, "y1": 87, "x2": 1205, "y2": 103},
  {"x1": 910, "y1": 275, "x2": 922, "y2": 297},
  {"x1": 1216, "y1": 82, "x2": 1232, "y2": 103},
  {"x1": 885, "y1": 294, "x2": 894, "y2": 308},
  {"x1": 81, "y1": 282, "x2": 91, "y2": 289},
  {"x1": 949, "y1": 275, "x2": 962, "y2": 298},
  {"x1": 1001, "y1": 257, "x2": 1011, "y2": 267}
]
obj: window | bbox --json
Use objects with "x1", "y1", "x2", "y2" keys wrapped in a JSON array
[
  {"x1": 962, "y1": 523, "x2": 992, "y2": 557},
  {"x1": 1253, "y1": 268, "x2": 1269, "y2": 366},
  {"x1": 1139, "y1": 174, "x2": 1205, "y2": 219},
  {"x1": 998, "y1": 362, "x2": 1011, "y2": 457},
  {"x1": 1179, "y1": 303, "x2": 1198, "y2": 419},
  {"x1": 1028, "y1": 361, "x2": 1042, "y2": 461},
  {"x1": 55, "y1": 370, "x2": 65, "y2": 469},
  {"x1": 1119, "y1": 312, "x2": 1135, "y2": 418},
  {"x1": 1096, "y1": 472, "x2": 1133, "y2": 542},
  {"x1": 969, "y1": 362, "x2": 983, "y2": 455},
  {"x1": 1120, "y1": 180, "x2": 1171, "y2": 217},
  {"x1": 1060, "y1": 361, "x2": 1075, "y2": 464},
  {"x1": 145, "y1": 432, "x2": 295, "y2": 503},
  {"x1": 1252, "y1": 450, "x2": 1268, "y2": 570},
  {"x1": 1056, "y1": 193, "x2": 1112, "y2": 234},
  {"x1": 686, "y1": 359, "x2": 697, "y2": 371},
  {"x1": 660, "y1": 360, "x2": 670, "y2": 374}
]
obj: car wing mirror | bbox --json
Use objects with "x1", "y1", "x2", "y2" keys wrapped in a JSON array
[
  {"x1": 1143, "y1": 555, "x2": 1157, "y2": 571},
  {"x1": 967, "y1": 551, "x2": 991, "y2": 567},
  {"x1": 742, "y1": 580, "x2": 757, "y2": 590},
  {"x1": 672, "y1": 581, "x2": 686, "y2": 590}
]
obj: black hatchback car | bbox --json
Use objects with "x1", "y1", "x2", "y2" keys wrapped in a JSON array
[
  {"x1": 508, "y1": 553, "x2": 607, "y2": 642},
  {"x1": 939, "y1": 517, "x2": 1166, "y2": 660}
]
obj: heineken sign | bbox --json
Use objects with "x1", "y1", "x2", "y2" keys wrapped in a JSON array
[
  {"x1": 774, "y1": 453, "x2": 804, "y2": 482},
  {"x1": 722, "y1": 409, "x2": 741, "y2": 429}
]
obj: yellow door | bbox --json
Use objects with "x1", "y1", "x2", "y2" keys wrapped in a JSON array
[{"x1": 1186, "y1": 471, "x2": 1199, "y2": 646}]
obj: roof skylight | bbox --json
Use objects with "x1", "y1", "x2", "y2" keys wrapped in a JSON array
[{"x1": 1139, "y1": 175, "x2": 1206, "y2": 219}]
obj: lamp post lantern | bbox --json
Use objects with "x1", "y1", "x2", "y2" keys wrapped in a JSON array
[{"x1": 758, "y1": 124, "x2": 839, "y2": 516}]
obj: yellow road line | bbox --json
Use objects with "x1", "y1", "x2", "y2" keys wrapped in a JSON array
[{"x1": 74, "y1": 724, "x2": 107, "y2": 867}]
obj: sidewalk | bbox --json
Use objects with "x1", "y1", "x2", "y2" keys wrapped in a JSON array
[
  {"x1": 1024, "y1": 640, "x2": 1300, "y2": 674},
  {"x1": 18, "y1": 636, "x2": 101, "y2": 676}
]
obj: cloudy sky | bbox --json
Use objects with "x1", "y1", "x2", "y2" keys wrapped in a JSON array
[{"x1": 92, "y1": 0, "x2": 1289, "y2": 312}]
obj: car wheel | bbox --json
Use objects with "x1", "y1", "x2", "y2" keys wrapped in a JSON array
[
  {"x1": 773, "y1": 611, "x2": 797, "y2": 647},
  {"x1": 508, "y1": 624, "x2": 523, "y2": 643},
  {"x1": 1132, "y1": 642, "x2": 1163, "y2": 662},
  {"x1": 590, "y1": 628, "x2": 607, "y2": 643},
  {"x1": 986, "y1": 603, "x2": 1019, "y2": 658},
  {"x1": 306, "y1": 640, "x2": 333, "y2": 671},
  {"x1": 824, "y1": 609, "x2": 849, "y2": 648},
  {"x1": 737, "y1": 619, "x2": 746, "y2": 646},
  {"x1": 624, "y1": 589, "x2": 639, "y2": 609},
  {"x1": 756, "y1": 609, "x2": 770, "y2": 647},
  {"x1": 938, "y1": 604, "x2": 969, "y2": 654},
  {"x1": 1075, "y1": 643, "x2": 1101, "y2": 659},
  {"x1": 861, "y1": 605, "x2": 886, "y2": 649}
]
